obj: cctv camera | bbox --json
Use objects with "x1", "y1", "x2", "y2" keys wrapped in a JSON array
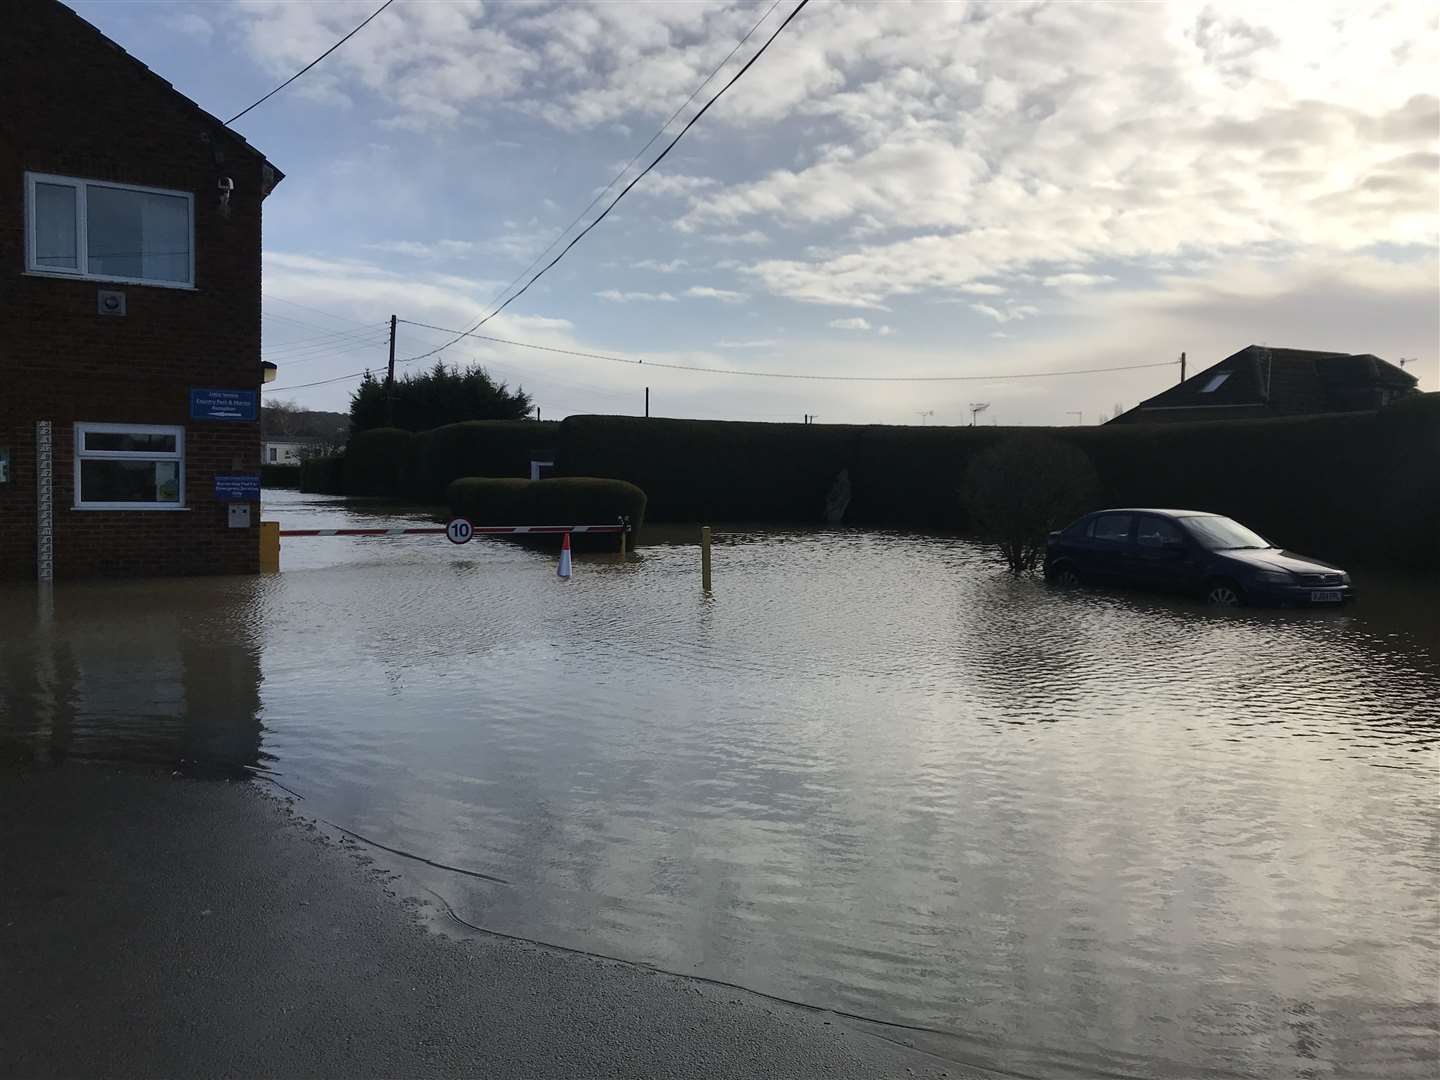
[{"x1": 218, "y1": 177, "x2": 234, "y2": 191}]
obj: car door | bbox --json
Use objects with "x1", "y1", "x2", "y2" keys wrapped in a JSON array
[
  {"x1": 1085, "y1": 512, "x2": 1135, "y2": 582},
  {"x1": 1132, "y1": 514, "x2": 1197, "y2": 593}
]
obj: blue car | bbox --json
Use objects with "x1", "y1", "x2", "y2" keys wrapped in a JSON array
[{"x1": 1044, "y1": 509, "x2": 1354, "y2": 607}]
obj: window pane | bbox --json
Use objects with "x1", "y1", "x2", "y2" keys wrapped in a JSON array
[
  {"x1": 34, "y1": 183, "x2": 78, "y2": 269},
  {"x1": 1136, "y1": 517, "x2": 1184, "y2": 548},
  {"x1": 1092, "y1": 513, "x2": 1133, "y2": 543},
  {"x1": 83, "y1": 430, "x2": 178, "y2": 454},
  {"x1": 80, "y1": 460, "x2": 180, "y2": 504},
  {"x1": 86, "y1": 186, "x2": 189, "y2": 283}
]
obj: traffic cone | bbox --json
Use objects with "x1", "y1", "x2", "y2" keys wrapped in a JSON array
[{"x1": 557, "y1": 531, "x2": 573, "y2": 579}]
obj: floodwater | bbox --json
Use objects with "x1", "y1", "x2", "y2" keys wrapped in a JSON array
[{"x1": 3, "y1": 489, "x2": 1437, "y2": 1079}]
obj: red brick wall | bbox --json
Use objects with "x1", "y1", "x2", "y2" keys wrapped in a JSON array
[{"x1": 0, "y1": 1, "x2": 279, "y2": 579}]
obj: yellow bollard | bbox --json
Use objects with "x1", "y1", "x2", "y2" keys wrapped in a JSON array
[
  {"x1": 701, "y1": 525, "x2": 712, "y2": 593},
  {"x1": 259, "y1": 520, "x2": 280, "y2": 573}
]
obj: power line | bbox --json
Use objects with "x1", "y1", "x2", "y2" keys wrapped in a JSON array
[
  {"x1": 397, "y1": 320, "x2": 1181, "y2": 382},
  {"x1": 264, "y1": 316, "x2": 1179, "y2": 393},
  {"x1": 264, "y1": 295, "x2": 375, "y2": 327},
  {"x1": 397, "y1": 0, "x2": 813, "y2": 369},
  {"x1": 225, "y1": 0, "x2": 398, "y2": 126},
  {"x1": 477, "y1": 0, "x2": 786, "y2": 319}
]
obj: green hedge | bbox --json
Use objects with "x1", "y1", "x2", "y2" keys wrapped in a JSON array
[
  {"x1": 260, "y1": 463, "x2": 300, "y2": 488},
  {"x1": 298, "y1": 454, "x2": 344, "y2": 495},
  {"x1": 556, "y1": 395, "x2": 1439, "y2": 569},
  {"x1": 447, "y1": 477, "x2": 646, "y2": 549},
  {"x1": 411, "y1": 420, "x2": 560, "y2": 502},
  {"x1": 342, "y1": 427, "x2": 415, "y2": 497}
]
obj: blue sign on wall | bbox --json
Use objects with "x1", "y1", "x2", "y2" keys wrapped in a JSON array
[
  {"x1": 190, "y1": 388, "x2": 258, "y2": 422},
  {"x1": 214, "y1": 474, "x2": 261, "y2": 502}
]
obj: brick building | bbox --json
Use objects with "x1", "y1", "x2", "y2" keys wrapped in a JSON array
[{"x1": 0, "y1": 0, "x2": 282, "y2": 579}]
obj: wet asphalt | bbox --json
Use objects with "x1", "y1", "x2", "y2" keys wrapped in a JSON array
[{"x1": 0, "y1": 767, "x2": 977, "y2": 1079}]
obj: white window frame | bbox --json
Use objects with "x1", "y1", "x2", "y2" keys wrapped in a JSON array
[
  {"x1": 74, "y1": 423, "x2": 186, "y2": 511},
  {"x1": 26, "y1": 172, "x2": 195, "y2": 289}
]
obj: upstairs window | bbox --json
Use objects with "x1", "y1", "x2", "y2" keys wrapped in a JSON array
[
  {"x1": 1200, "y1": 371, "x2": 1232, "y2": 393},
  {"x1": 26, "y1": 173, "x2": 193, "y2": 287}
]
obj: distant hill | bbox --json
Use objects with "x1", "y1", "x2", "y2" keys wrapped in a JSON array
[{"x1": 262, "y1": 404, "x2": 347, "y2": 444}]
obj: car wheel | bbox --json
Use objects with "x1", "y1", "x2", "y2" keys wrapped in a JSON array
[
  {"x1": 1205, "y1": 578, "x2": 1244, "y2": 607},
  {"x1": 1051, "y1": 565, "x2": 1083, "y2": 588}
]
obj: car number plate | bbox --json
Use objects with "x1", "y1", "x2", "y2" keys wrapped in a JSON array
[{"x1": 1310, "y1": 591, "x2": 1342, "y2": 602}]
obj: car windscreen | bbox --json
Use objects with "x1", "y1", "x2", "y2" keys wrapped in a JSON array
[{"x1": 1183, "y1": 516, "x2": 1271, "y2": 550}]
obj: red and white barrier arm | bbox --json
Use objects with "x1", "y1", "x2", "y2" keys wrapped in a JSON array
[{"x1": 278, "y1": 524, "x2": 627, "y2": 537}]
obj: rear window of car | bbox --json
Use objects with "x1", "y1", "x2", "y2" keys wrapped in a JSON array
[
  {"x1": 1090, "y1": 513, "x2": 1133, "y2": 543},
  {"x1": 1136, "y1": 516, "x2": 1185, "y2": 547}
]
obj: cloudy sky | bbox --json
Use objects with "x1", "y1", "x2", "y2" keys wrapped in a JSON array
[{"x1": 77, "y1": 0, "x2": 1438, "y2": 424}]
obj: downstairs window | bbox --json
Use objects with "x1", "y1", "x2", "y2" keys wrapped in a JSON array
[{"x1": 74, "y1": 424, "x2": 185, "y2": 510}]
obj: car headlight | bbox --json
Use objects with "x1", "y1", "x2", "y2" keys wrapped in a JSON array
[
  {"x1": 1340, "y1": 572, "x2": 1351, "y2": 585},
  {"x1": 1255, "y1": 571, "x2": 1292, "y2": 585}
]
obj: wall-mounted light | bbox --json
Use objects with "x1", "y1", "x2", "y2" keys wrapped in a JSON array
[{"x1": 262, "y1": 361, "x2": 277, "y2": 385}]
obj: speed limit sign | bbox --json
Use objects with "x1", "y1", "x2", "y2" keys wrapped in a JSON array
[{"x1": 446, "y1": 517, "x2": 474, "y2": 545}]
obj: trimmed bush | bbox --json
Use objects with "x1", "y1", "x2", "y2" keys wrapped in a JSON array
[
  {"x1": 555, "y1": 399, "x2": 1439, "y2": 569},
  {"x1": 260, "y1": 463, "x2": 301, "y2": 488},
  {"x1": 447, "y1": 477, "x2": 646, "y2": 549},
  {"x1": 411, "y1": 420, "x2": 560, "y2": 502},
  {"x1": 299, "y1": 454, "x2": 344, "y2": 495},
  {"x1": 343, "y1": 427, "x2": 415, "y2": 498}
]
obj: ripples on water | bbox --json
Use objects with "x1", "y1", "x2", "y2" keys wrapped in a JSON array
[{"x1": 2, "y1": 491, "x2": 1437, "y2": 1079}]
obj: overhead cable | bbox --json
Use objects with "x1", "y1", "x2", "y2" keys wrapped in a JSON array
[
  {"x1": 477, "y1": 0, "x2": 786, "y2": 317},
  {"x1": 395, "y1": 0, "x2": 814, "y2": 369},
  {"x1": 225, "y1": 0, "x2": 398, "y2": 125}
]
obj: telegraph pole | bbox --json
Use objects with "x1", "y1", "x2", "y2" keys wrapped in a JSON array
[
  {"x1": 385, "y1": 313, "x2": 397, "y2": 427},
  {"x1": 916, "y1": 410, "x2": 935, "y2": 426},
  {"x1": 1179, "y1": 351, "x2": 1186, "y2": 384},
  {"x1": 644, "y1": 387, "x2": 650, "y2": 418}
]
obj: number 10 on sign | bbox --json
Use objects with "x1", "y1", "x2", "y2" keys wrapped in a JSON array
[{"x1": 446, "y1": 518, "x2": 473, "y2": 545}]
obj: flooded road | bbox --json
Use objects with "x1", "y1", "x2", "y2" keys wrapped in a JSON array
[{"x1": 3, "y1": 490, "x2": 1437, "y2": 1079}]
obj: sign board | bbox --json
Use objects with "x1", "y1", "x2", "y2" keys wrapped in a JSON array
[
  {"x1": 190, "y1": 388, "x2": 258, "y2": 422},
  {"x1": 446, "y1": 518, "x2": 474, "y2": 545},
  {"x1": 214, "y1": 474, "x2": 261, "y2": 502}
]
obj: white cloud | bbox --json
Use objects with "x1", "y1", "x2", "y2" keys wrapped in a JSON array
[
  {"x1": 365, "y1": 239, "x2": 478, "y2": 259},
  {"x1": 828, "y1": 317, "x2": 872, "y2": 331},
  {"x1": 970, "y1": 303, "x2": 1040, "y2": 325},
  {"x1": 596, "y1": 289, "x2": 676, "y2": 302},
  {"x1": 173, "y1": 11, "x2": 213, "y2": 42},
  {"x1": 716, "y1": 339, "x2": 779, "y2": 349},
  {"x1": 685, "y1": 286, "x2": 747, "y2": 303},
  {"x1": 632, "y1": 258, "x2": 688, "y2": 273},
  {"x1": 1043, "y1": 273, "x2": 1116, "y2": 289},
  {"x1": 878, "y1": 325, "x2": 896, "y2": 336}
]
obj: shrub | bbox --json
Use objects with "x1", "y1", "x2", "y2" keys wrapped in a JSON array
[
  {"x1": 260, "y1": 463, "x2": 300, "y2": 488},
  {"x1": 960, "y1": 436, "x2": 1099, "y2": 574},
  {"x1": 342, "y1": 427, "x2": 415, "y2": 498},
  {"x1": 411, "y1": 420, "x2": 560, "y2": 502},
  {"x1": 298, "y1": 454, "x2": 344, "y2": 495},
  {"x1": 447, "y1": 477, "x2": 646, "y2": 549},
  {"x1": 350, "y1": 362, "x2": 533, "y2": 433}
]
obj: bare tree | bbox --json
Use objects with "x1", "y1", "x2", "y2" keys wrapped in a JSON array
[{"x1": 960, "y1": 436, "x2": 1099, "y2": 575}]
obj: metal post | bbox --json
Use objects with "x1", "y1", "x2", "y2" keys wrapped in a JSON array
[
  {"x1": 36, "y1": 420, "x2": 53, "y2": 583},
  {"x1": 385, "y1": 313, "x2": 397, "y2": 427},
  {"x1": 645, "y1": 387, "x2": 650, "y2": 418},
  {"x1": 1179, "y1": 351, "x2": 1186, "y2": 384},
  {"x1": 700, "y1": 525, "x2": 712, "y2": 593}
]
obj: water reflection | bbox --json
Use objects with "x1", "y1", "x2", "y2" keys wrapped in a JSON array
[
  {"x1": 1, "y1": 580, "x2": 264, "y2": 774},
  {"x1": 0, "y1": 490, "x2": 1436, "y2": 1080}
]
